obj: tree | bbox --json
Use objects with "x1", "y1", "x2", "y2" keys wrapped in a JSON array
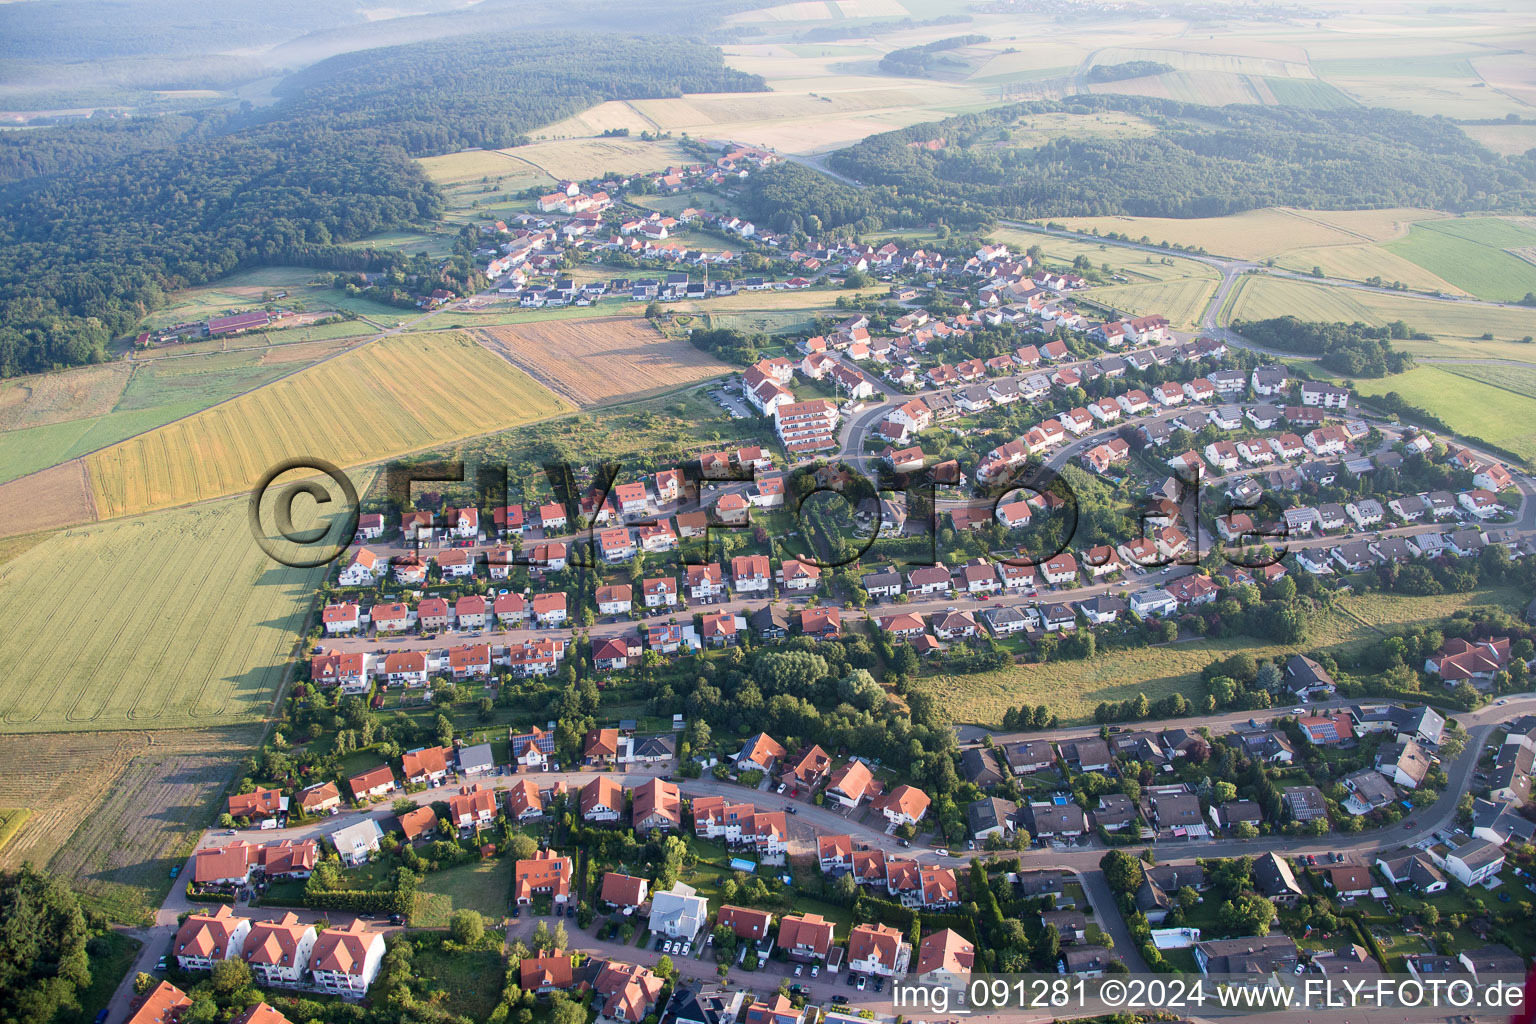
[
  {"x1": 508, "y1": 833, "x2": 539, "y2": 860},
  {"x1": 451, "y1": 909, "x2": 486, "y2": 946},
  {"x1": 1219, "y1": 893, "x2": 1276, "y2": 937},
  {"x1": 436, "y1": 713, "x2": 454, "y2": 748},
  {"x1": 1100, "y1": 850, "x2": 1142, "y2": 894},
  {"x1": 210, "y1": 957, "x2": 251, "y2": 994},
  {"x1": 532, "y1": 920, "x2": 553, "y2": 951},
  {"x1": 550, "y1": 993, "x2": 587, "y2": 1024},
  {"x1": 655, "y1": 954, "x2": 675, "y2": 980}
]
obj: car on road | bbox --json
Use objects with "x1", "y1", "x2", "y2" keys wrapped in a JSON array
[
  {"x1": 934, "y1": 848, "x2": 950, "y2": 857},
  {"x1": 1292, "y1": 708, "x2": 1305, "y2": 715},
  {"x1": 95, "y1": 1011, "x2": 108, "y2": 1024},
  {"x1": 776, "y1": 783, "x2": 787, "y2": 794},
  {"x1": 830, "y1": 996, "x2": 849, "y2": 1005},
  {"x1": 900, "y1": 839, "x2": 911, "y2": 847}
]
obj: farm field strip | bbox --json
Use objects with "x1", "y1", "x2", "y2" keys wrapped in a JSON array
[
  {"x1": 1382, "y1": 218, "x2": 1536, "y2": 302},
  {"x1": 0, "y1": 497, "x2": 325, "y2": 733},
  {"x1": 85, "y1": 332, "x2": 569, "y2": 520},
  {"x1": 1223, "y1": 275, "x2": 1536, "y2": 356},
  {"x1": 1439, "y1": 362, "x2": 1536, "y2": 400},
  {"x1": 470, "y1": 316, "x2": 732, "y2": 407},
  {"x1": 1084, "y1": 277, "x2": 1217, "y2": 329},
  {"x1": 0, "y1": 363, "x2": 132, "y2": 431},
  {"x1": 1050, "y1": 206, "x2": 1447, "y2": 260}
]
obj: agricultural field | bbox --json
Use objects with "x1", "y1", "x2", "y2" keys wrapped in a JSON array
[
  {"x1": 86, "y1": 332, "x2": 569, "y2": 520},
  {"x1": 0, "y1": 809, "x2": 30, "y2": 854},
  {"x1": 416, "y1": 148, "x2": 555, "y2": 187},
  {"x1": 1083, "y1": 277, "x2": 1217, "y2": 330},
  {"x1": 926, "y1": 587, "x2": 1524, "y2": 726},
  {"x1": 1461, "y1": 122, "x2": 1536, "y2": 157},
  {"x1": 0, "y1": 497, "x2": 326, "y2": 733},
  {"x1": 494, "y1": 137, "x2": 697, "y2": 179},
  {"x1": 991, "y1": 227, "x2": 1220, "y2": 286},
  {"x1": 1050, "y1": 207, "x2": 1448, "y2": 261},
  {"x1": 0, "y1": 363, "x2": 132, "y2": 431},
  {"x1": 1221, "y1": 275, "x2": 1536, "y2": 362},
  {"x1": 0, "y1": 726, "x2": 256, "y2": 923},
  {"x1": 0, "y1": 338, "x2": 367, "y2": 487},
  {"x1": 1351, "y1": 365, "x2": 1536, "y2": 462},
  {"x1": 1002, "y1": 110, "x2": 1158, "y2": 147},
  {"x1": 1270, "y1": 242, "x2": 1463, "y2": 294},
  {"x1": 412, "y1": 857, "x2": 515, "y2": 927},
  {"x1": 471, "y1": 317, "x2": 731, "y2": 407},
  {"x1": 0, "y1": 460, "x2": 97, "y2": 539},
  {"x1": 1382, "y1": 218, "x2": 1536, "y2": 302},
  {"x1": 1439, "y1": 362, "x2": 1536, "y2": 401}
]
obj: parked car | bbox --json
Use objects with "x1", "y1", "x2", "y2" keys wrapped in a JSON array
[
  {"x1": 794, "y1": 964, "x2": 803, "y2": 977},
  {"x1": 857, "y1": 976, "x2": 867, "y2": 991}
]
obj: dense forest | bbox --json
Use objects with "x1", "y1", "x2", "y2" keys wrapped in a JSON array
[
  {"x1": 1086, "y1": 61, "x2": 1174, "y2": 82},
  {"x1": 0, "y1": 866, "x2": 93, "y2": 1024},
  {"x1": 825, "y1": 96, "x2": 1536, "y2": 219},
  {"x1": 0, "y1": 35, "x2": 766, "y2": 378},
  {"x1": 878, "y1": 34, "x2": 990, "y2": 77},
  {"x1": 740, "y1": 161, "x2": 986, "y2": 236},
  {"x1": 273, "y1": 35, "x2": 765, "y2": 155},
  {"x1": 1232, "y1": 316, "x2": 1420, "y2": 377}
]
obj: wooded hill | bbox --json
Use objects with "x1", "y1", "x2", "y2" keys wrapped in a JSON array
[{"x1": 824, "y1": 96, "x2": 1536, "y2": 220}]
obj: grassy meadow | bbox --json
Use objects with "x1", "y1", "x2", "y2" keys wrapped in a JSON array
[
  {"x1": 1351, "y1": 365, "x2": 1536, "y2": 462},
  {"x1": 86, "y1": 333, "x2": 570, "y2": 519},
  {"x1": 413, "y1": 857, "x2": 515, "y2": 926},
  {"x1": 925, "y1": 587, "x2": 1528, "y2": 727}
]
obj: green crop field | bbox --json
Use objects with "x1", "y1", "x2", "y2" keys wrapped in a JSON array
[
  {"x1": 413, "y1": 857, "x2": 514, "y2": 926},
  {"x1": 0, "y1": 809, "x2": 31, "y2": 854},
  {"x1": 925, "y1": 588, "x2": 1522, "y2": 726},
  {"x1": 1383, "y1": 218, "x2": 1536, "y2": 302},
  {"x1": 1352, "y1": 365, "x2": 1536, "y2": 462},
  {"x1": 1262, "y1": 77, "x2": 1359, "y2": 109},
  {"x1": 0, "y1": 497, "x2": 327, "y2": 733},
  {"x1": 1439, "y1": 362, "x2": 1536, "y2": 400}
]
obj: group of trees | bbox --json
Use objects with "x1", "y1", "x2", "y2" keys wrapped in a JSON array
[
  {"x1": 1233, "y1": 316, "x2": 1418, "y2": 377},
  {"x1": 0, "y1": 866, "x2": 94, "y2": 1024},
  {"x1": 878, "y1": 34, "x2": 990, "y2": 77},
  {"x1": 824, "y1": 95, "x2": 1536, "y2": 220}
]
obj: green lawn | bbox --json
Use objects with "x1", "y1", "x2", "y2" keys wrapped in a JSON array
[
  {"x1": 411, "y1": 939, "x2": 505, "y2": 1019},
  {"x1": 414, "y1": 857, "x2": 515, "y2": 926}
]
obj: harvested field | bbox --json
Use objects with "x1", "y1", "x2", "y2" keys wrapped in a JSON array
[
  {"x1": 497, "y1": 137, "x2": 696, "y2": 179},
  {"x1": 1054, "y1": 207, "x2": 1446, "y2": 260},
  {"x1": 0, "y1": 497, "x2": 326, "y2": 733},
  {"x1": 0, "y1": 363, "x2": 132, "y2": 431},
  {"x1": 1084, "y1": 276, "x2": 1217, "y2": 329},
  {"x1": 1271, "y1": 242, "x2": 1463, "y2": 294},
  {"x1": 86, "y1": 332, "x2": 569, "y2": 520},
  {"x1": 471, "y1": 317, "x2": 731, "y2": 407},
  {"x1": 0, "y1": 459, "x2": 96, "y2": 538},
  {"x1": 0, "y1": 728, "x2": 254, "y2": 922}
]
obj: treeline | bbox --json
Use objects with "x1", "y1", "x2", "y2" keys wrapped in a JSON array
[
  {"x1": 878, "y1": 34, "x2": 990, "y2": 77},
  {"x1": 824, "y1": 95, "x2": 1536, "y2": 219},
  {"x1": 0, "y1": 34, "x2": 766, "y2": 378},
  {"x1": 796, "y1": 13, "x2": 971, "y2": 42},
  {"x1": 0, "y1": 865, "x2": 93, "y2": 1024},
  {"x1": 272, "y1": 35, "x2": 765, "y2": 156},
  {"x1": 1086, "y1": 61, "x2": 1174, "y2": 82},
  {"x1": 1233, "y1": 316, "x2": 1418, "y2": 377}
]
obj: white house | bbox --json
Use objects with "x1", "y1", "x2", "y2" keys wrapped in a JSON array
[{"x1": 647, "y1": 882, "x2": 710, "y2": 940}]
